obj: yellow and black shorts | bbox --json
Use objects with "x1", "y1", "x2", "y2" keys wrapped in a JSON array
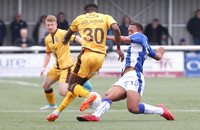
[
  {"x1": 47, "y1": 66, "x2": 73, "y2": 83},
  {"x1": 72, "y1": 48, "x2": 105, "y2": 79}
]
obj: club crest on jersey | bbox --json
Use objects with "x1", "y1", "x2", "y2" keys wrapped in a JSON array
[{"x1": 56, "y1": 37, "x2": 58, "y2": 42}]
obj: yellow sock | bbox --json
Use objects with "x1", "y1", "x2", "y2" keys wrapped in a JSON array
[
  {"x1": 57, "y1": 91, "x2": 77, "y2": 112},
  {"x1": 45, "y1": 88, "x2": 56, "y2": 105},
  {"x1": 73, "y1": 84, "x2": 90, "y2": 98}
]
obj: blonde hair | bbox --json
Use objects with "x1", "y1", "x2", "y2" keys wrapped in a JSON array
[{"x1": 46, "y1": 15, "x2": 57, "y2": 23}]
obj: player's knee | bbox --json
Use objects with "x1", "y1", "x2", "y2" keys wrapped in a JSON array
[
  {"x1": 103, "y1": 92, "x2": 113, "y2": 101},
  {"x1": 127, "y1": 106, "x2": 139, "y2": 114},
  {"x1": 42, "y1": 82, "x2": 49, "y2": 91},
  {"x1": 103, "y1": 92, "x2": 109, "y2": 98},
  {"x1": 59, "y1": 90, "x2": 66, "y2": 96}
]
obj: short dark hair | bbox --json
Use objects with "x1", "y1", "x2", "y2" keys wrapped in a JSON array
[
  {"x1": 153, "y1": 18, "x2": 159, "y2": 22},
  {"x1": 84, "y1": 3, "x2": 98, "y2": 12},
  {"x1": 130, "y1": 22, "x2": 144, "y2": 32},
  {"x1": 58, "y1": 12, "x2": 64, "y2": 16},
  {"x1": 195, "y1": 9, "x2": 200, "y2": 15}
]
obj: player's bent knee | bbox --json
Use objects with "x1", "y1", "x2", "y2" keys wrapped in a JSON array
[
  {"x1": 127, "y1": 106, "x2": 139, "y2": 114},
  {"x1": 103, "y1": 92, "x2": 110, "y2": 98},
  {"x1": 42, "y1": 82, "x2": 50, "y2": 91},
  {"x1": 59, "y1": 90, "x2": 67, "y2": 96},
  {"x1": 59, "y1": 88, "x2": 68, "y2": 96},
  {"x1": 102, "y1": 92, "x2": 114, "y2": 102},
  {"x1": 58, "y1": 86, "x2": 67, "y2": 96}
]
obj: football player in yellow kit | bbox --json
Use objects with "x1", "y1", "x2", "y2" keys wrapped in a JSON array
[
  {"x1": 40, "y1": 15, "x2": 93, "y2": 110},
  {"x1": 47, "y1": 3, "x2": 124, "y2": 122}
]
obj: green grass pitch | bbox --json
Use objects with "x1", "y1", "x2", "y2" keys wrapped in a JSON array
[{"x1": 0, "y1": 77, "x2": 200, "y2": 130}]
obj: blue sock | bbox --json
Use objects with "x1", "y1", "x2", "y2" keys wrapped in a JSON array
[
  {"x1": 83, "y1": 81, "x2": 93, "y2": 92},
  {"x1": 101, "y1": 99, "x2": 112, "y2": 105},
  {"x1": 50, "y1": 103, "x2": 57, "y2": 106},
  {"x1": 139, "y1": 103, "x2": 164, "y2": 115},
  {"x1": 139, "y1": 104, "x2": 145, "y2": 113}
]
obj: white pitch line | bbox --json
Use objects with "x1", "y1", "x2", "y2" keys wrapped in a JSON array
[
  {"x1": 170, "y1": 110, "x2": 200, "y2": 112},
  {"x1": 0, "y1": 79, "x2": 41, "y2": 87},
  {"x1": 0, "y1": 110, "x2": 200, "y2": 113}
]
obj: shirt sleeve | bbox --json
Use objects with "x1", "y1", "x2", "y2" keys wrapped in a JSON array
[
  {"x1": 70, "y1": 17, "x2": 79, "y2": 32},
  {"x1": 106, "y1": 15, "x2": 117, "y2": 28},
  {"x1": 128, "y1": 33, "x2": 142, "y2": 44},
  {"x1": 45, "y1": 38, "x2": 51, "y2": 53},
  {"x1": 148, "y1": 45, "x2": 156, "y2": 58}
]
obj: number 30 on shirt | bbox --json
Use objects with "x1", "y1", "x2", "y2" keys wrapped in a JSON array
[{"x1": 83, "y1": 28, "x2": 104, "y2": 44}]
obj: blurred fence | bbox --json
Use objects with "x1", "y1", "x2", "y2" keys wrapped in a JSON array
[{"x1": 0, "y1": 45, "x2": 200, "y2": 78}]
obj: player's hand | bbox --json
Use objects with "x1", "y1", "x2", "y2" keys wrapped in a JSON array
[
  {"x1": 40, "y1": 67, "x2": 46, "y2": 77},
  {"x1": 156, "y1": 47, "x2": 167, "y2": 56},
  {"x1": 117, "y1": 49, "x2": 124, "y2": 62},
  {"x1": 62, "y1": 38, "x2": 68, "y2": 45}
]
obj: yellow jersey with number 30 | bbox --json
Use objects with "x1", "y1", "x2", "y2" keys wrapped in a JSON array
[
  {"x1": 45, "y1": 29, "x2": 75, "y2": 70},
  {"x1": 70, "y1": 12, "x2": 117, "y2": 54}
]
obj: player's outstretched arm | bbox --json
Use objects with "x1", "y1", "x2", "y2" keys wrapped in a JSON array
[
  {"x1": 153, "y1": 47, "x2": 167, "y2": 61},
  {"x1": 63, "y1": 29, "x2": 74, "y2": 45},
  {"x1": 40, "y1": 53, "x2": 51, "y2": 77},
  {"x1": 106, "y1": 35, "x2": 115, "y2": 41},
  {"x1": 110, "y1": 23, "x2": 124, "y2": 62},
  {"x1": 107, "y1": 35, "x2": 132, "y2": 44},
  {"x1": 120, "y1": 36, "x2": 132, "y2": 43}
]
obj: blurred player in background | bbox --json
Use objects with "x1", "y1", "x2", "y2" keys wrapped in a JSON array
[
  {"x1": 46, "y1": 3, "x2": 124, "y2": 122},
  {"x1": 40, "y1": 15, "x2": 93, "y2": 110},
  {"x1": 77, "y1": 22, "x2": 175, "y2": 121}
]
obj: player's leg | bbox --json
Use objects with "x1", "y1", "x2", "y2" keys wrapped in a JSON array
[
  {"x1": 50, "y1": 80, "x2": 94, "y2": 122},
  {"x1": 58, "y1": 82, "x2": 69, "y2": 96},
  {"x1": 126, "y1": 71, "x2": 164, "y2": 114},
  {"x1": 62, "y1": 73, "x2": 94, "y2": 112},
  {"x1": 47, "y1": 71, "x2": 89, "y2": 122},
  {"x1": 55, "y1": 73, "x2": 82, "y2": 113},
  {"x1": 40, "y1": 75, "x2": 57, "y2": 109},
  {"x1": 126, "y1": 71, "x2": 175, "y2": 120},
  {"x1": 57, "y1": 75, "x2": 93, "y2": 96},
  {"x1": 47, "y1": 68, "x2": 80, "y2": 122},
  {"x1": 126, "y1": 90, "x2": 141, "y2": 114},
  {"x1": 126, "y1": 90, "x2": 174, "y2": 120},
  {"x1": 58, "y1": 67, "x2": 92, "y2": 96},
  {"x1": 82, "y1": 78, "x2": 93, "y2": 92},
  {"x1": 58, "y1": 67, "x2": 71, "y2": 96},
  {"x1": 78, "y1": 51, "x2": 105, "y2": 111},
  {"x1": 77, "y1": 69, "x2": 129, "y2": 121},
  {"x1": 77, "y1": 85, "x2": 126, "y2": 121},
  {"x1": 47, "y1": 50, "x2": 104, "y2": 122},
  {"x1": 41, "y1": 68, "x2": 60, "y2": 110},
  {"x1": 47, "y1": 50, "x2": 91, "y2": 122},
  {"x1": 65, "y1": 50, "x2": 103, "y2": 111},
  {"x1": 67, "y1": 50, "x2": 100, "y2": 98},
  {"x1": 127, "y1": 90, "x2": 164, "y2": 115},
  {"x1": 93, "y1": 85, "x2": 126, "y2": 116}
]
